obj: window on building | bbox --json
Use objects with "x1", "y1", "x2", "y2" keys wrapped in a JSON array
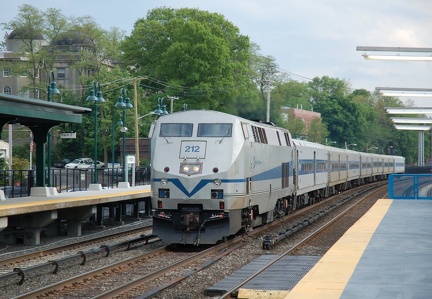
[
  {"x1": 3, "y1": 68, "x2": 10, "y2": 77},
  {"x1": 20, "y1": 90, "x2": 29, "y2": 97},
  {"x1": 3, "y1": 86, "x2": 12, "y2": 94},
  {"x1": 57, "y1": 68, "x2": 66, "y2": 79}
]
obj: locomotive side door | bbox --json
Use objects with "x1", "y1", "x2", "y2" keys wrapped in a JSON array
[{"x1": 241, "y1": 122, "x2": 252, "y2": 194}]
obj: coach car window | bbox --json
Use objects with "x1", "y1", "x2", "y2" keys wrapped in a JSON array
[
  {"x1": 160, "y1": 123, "x2": 193, "y2": 137},
  {"x1": 197, "y1": 123, "x2": 232, "y2": 137}
]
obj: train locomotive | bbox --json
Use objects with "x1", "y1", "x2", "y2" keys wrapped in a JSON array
[{"x1": 149, "y1": 110, "x2": 405, "y2": 245}]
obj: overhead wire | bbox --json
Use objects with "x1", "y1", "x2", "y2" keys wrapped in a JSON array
[{"x1": 49, "y1": 68, "x2": 313, "y2": 98}]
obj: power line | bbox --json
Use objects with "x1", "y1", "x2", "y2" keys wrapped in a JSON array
[{"x1": 276, "y1": 67, "x2": 313, "y2": 82}]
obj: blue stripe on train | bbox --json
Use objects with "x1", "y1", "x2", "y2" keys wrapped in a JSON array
[
  {"x1": 153, "y1": 178, "x2": 245, "y2": 197},
  {"x1": 153, "y1": 164, "x2": 292, "y2": 198}
]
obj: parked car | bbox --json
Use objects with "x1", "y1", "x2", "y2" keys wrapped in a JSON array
[
  {"x1": 65, "y1": 158, "x2": 93, "y2": 169},
  {"x1": 86, "y1": 160, "x2": 105, "y2": 169},
  {"x1": 53, "y1": 158, "x2": 73, "y2": 168},
  {"x1": 103, "y1": 165, "x2": 122, "y2": 175},
  {"x1": 104, "y1": 165, "x2": 130, "y2": 176}
]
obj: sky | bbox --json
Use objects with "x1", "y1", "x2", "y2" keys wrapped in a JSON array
[{"x1": 1, "y1": 0, "x2": 432, "y2": 106}]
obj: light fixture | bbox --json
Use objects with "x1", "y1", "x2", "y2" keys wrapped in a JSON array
[
  {"x1": 381, "y1": 92, "x2": 432, "y2": 97},
  {"x1": 362, "y1": 54, "x2": 432, "y2": 61},
  {"x1": 394, "y1": 125, "x2": 431, "y2": 131},
  {"x1": 357, "y1": 46, "x2": 432, "y2": 61},
  {"x1": 385, "y1": 108, "x2": 432, "y2": 114},
  {"x1": 391, "y1": 118, "x2": 432, "y2": 124},
  {"x1": 345, "y1": 142, "x2": 357, "y2": 149},
  {"x1": 377, "y1": 87, "x2": 432, "y2": 98},
  {"x1": 366, "y1": 146, "x2": 378, "y2": 152}
]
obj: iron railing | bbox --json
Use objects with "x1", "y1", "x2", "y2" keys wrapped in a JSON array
[{"x1": 0, "y1": 167, "x2": 150, "y2": 198}]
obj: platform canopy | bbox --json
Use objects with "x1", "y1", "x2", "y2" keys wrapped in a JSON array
[{"x1": 0, "y1": 93, "x2": 91, "y2": 187}]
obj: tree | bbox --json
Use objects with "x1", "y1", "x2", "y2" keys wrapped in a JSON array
[
  {"x1": 284, "y1": 117, "x2": 306, "y2": 139},
  {"x1": 120, "y1": 7, "x2": 252, "y2": 111},
  {"x1": 308, "y1": 76, "x2": 350, "y2": 106},
  {"x1": 272, "y1": 81, "x2": 311, "y2": 111},
  {"x1": 307, "y1": 118, "x2": 329, "y2": 143}
]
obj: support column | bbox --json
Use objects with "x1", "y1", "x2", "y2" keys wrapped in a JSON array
[
  {"x1": 96, "y1": 205, "x2": 103, "y2": 226},
  {"x1": 145, "y1": 198, "x2": 151, "y2": 216},
  {"x1": 58, "y1": 206, "x2": 96, "y2": 237},
  {"x1": 10, "y1": 210, "x2": 58, "y2": 245},
  {"x1": 67, "y1": 220, "x2": 82, "y2": 237},
  {"x1": 24, "y1": 227, "x2": 41, "y2": 245},
  {"x1": 418, "y1": 131, "x2": 425, "y2": 166}
]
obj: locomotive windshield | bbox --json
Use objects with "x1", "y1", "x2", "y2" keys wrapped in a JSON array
[
  {"x1": 197, "y1": 123, "x2": 232, "y2": 137},
  {"x1": 160, "y1": 123, "x2": 193, "y2": 137}
]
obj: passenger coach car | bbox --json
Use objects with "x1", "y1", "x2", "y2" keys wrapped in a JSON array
[{"x1": 149, "y1": 110, "x2": 405, "y2": 245}]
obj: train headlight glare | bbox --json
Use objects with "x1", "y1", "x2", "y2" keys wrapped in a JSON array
[
  {"x1": 180, "y1": 162, "x2": 202, "y2": 175},
  {"x1": 213, "y1": 179, "x2": 221, "y2": 186},
  {"x1": 160, "y1": 178, "x2": 168, "y2": 185}
]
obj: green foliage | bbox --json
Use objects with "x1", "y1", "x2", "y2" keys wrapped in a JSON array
[
  {"x1": 0, "y1": 157, "x2": 7, "y2": 170},
  {"x1": 120, "y1": 7, "x2": 251, "y2": 111},
  {"x1": 272, "y1": 81, "x2": 311, "y2": 110},
  {"x1": 307, "y1": 118, "x2": 329, "y2": 143},
  {"x1": 12, "y1": 156, "x2": 29, "y2": 170},
  {"x1": 284, "y1": 118, "x2": 306, "y2": 139}
]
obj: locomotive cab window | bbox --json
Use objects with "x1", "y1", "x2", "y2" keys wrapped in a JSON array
[
  {"x1": 160, "y1": 123, "x2": 193, "y2": 137},
  {"x1": 197, "y1": 123, "x2": 232, "y2": 137}
]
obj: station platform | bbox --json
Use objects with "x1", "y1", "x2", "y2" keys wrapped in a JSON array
[
  {"x1": 0, "y1": 185, "x2": 151, "y2": 216},
  {"x1": 0, "y1": 185, "x2": 151, "y2": 245},
  {"x1": 210, "y1": 199, "x2": 432, "y2": 298}
]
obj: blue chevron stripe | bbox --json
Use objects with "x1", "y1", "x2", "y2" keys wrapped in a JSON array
[{"x1": 153, "y1": 178, "x2": 245, "y2": 197}]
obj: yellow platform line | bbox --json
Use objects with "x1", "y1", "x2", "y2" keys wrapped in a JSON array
[{"x1": 284, "y1": 198, "x2": 392, "y2": 299}]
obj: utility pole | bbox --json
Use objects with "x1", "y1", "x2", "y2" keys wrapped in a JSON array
[
  {"x1": 265, "y1": 63, "x2": 276, "y2": 122},
  {"x1": 167, "y1": 95, "x2": 179, "y2": 113}
]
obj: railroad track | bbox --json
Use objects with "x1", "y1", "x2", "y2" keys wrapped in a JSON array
[
  {"x1": 0, "y1": 222, "x2": 157, "y2": 293},
  {"x1": 216, "y1": 184, "x2": 387, "y2": 298},
  {"x1": 0, "y1": 222, "x2": 153, "y2": 267},
  {"x1": 4, "y1": 182, "x2": 386, "y2": 298},
  {"x1": 12, "y1": 240, "x2": 244, "y2": 298}
]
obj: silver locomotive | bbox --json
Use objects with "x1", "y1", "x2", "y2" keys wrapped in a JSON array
[{"x1": 149, "y1": 110, "x2": 405, "y2": 245}]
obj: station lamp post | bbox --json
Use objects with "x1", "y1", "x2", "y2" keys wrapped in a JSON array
[
  {"x1": 86, "y1": 82, "x2": 105, "y2": 185},
  {"x1": 115, "y1": 89, "x2": 133, "y2": 185},
  {"x1": 46, "y1": 71, "x2": 60, "y2": 187}
]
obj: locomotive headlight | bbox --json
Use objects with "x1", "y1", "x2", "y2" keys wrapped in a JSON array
[
  {"x1": 180, "y1": 162, "x2": 202, "y2": 175},
  {"x1": 213, "y1": 178, "x2": 221, "y2": 186},
  {"x1": 160, "y1": 178, "x2": 168, "y2": 185}
]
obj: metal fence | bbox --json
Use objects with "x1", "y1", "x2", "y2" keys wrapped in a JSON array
[
  {"x1": 0, "y1": 167, "x2": 150, "y2": 198},
  {"x1": 388, "y1": 174, "x2": 432, "y2": 200}
]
